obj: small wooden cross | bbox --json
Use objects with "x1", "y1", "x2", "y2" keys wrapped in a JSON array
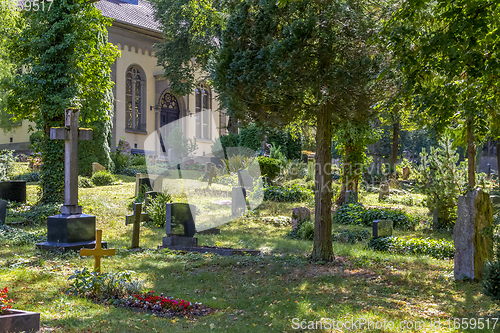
[
  {"x1": 80, "y1": 230, "x2": 115, "y2": 273},
  {"x1": 125, "y1": 203, "x2": 149, "y2": 249}
]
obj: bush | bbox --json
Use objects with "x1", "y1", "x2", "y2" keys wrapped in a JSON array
[
  {"x1": 129, "y1": 154, "x2": 146, "y2": 166},
  {"x1": 0, "y1": 225, "x2": 46, "y2": 246},
  {"x1": 368, "y1": 236, "x2": 454, "y2": 259},
  {"x1": 91, "y1": 171, "x2": 117, "y2": 186},
  {"x1": 78, "y1": 176, "x2": 94, "y2": 188},
  {"x1": 67, "y1": 268, "x2": 145, "y2": 299},
  {"x1": 297, "y1": 220, "x2": 315, "y2": 240},
  {"x1": 0, "y1": 150, "x2": 15, "y2": 181},
  {"x1": 284, "y1": 178, "x2": 315, "y2": 191},
  {"x1": 258, "y1": 156, "x2": 282, "y2": 180},
  {"x1": 8, "y1": 203, "x2": 61, "y2": 226},
  {"x1": 260, "y1": 216, "x2": 291, "y2": 227},
  {"x1": 264, "y1": 184, "x2": 313, "y2": 202},
  {"x1": 147, "y1": 192, "x2": 173, "y2": 228},
  {"x1": 482, "y1": 260, "x2": 500, "y2": 303},
  {"x1": 110, "y1": 152, "x2": 131, "y2": 173},
  {"x1": 332, "y1": 203, "x2": 418, "y2": 231},
  {"x1": 11, "y1": 172, "x2": 41, "y2": 182},
  {"x1": 213, "y1": 173, "x2": 238, "y2": 186},
  {"x1": 118, "y1": 166, "x2": 149, "y2": 177},
  {"x1": 332, "y1": 228, "x2": 371, "y2": 244}
]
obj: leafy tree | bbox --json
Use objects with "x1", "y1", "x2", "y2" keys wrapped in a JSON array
[
  {"x1": 3, "y1": 2, "x2": 119, "y2": 203},
  {"x1": 383, "y1": 0, "x2": 500, "y2": 188},
  {"x1": 166, "y1": 124, "x2": 198, "y2": 159},
  {"x1": 212, "y1": 0, "x2": 382, "y2": 261}
]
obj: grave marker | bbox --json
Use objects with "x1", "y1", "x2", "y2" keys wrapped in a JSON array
[
  {"x1": 0, "y1": 200, "x2": 6, "y2": 225},
  {"x1": 144, "y1": 191, "x2": 161, "y2": 210},
  {"x1": 135, "y1": 173, "x2": 163, "y2": 196},
  {"x1": 237, "y1": 169, "x2": 254, "y2": 191},
  {"x1": 80, "y1": 230, "x2": 115, "y2": 273},
  {"x1": 372, "y1": 220, "x2": 393, "y2": 238},
  {"x1": 163, "y1": 203, "x2": 198, "y2": 247},
  {"x1": 379, "y1": 183, "x2": 389, "y2": 201},
  {"x1": 126, "y1": 203, "x2": 149, "y2": 249},
  {"x1": 92, "y1": 162, "x2": 106, "y2": 175},
  {"x1": 232, "y1": 187, "x2": 247, "y2": 217},
  {"x1": 402, "y1": 166, "x2": 410, "y2": 180},
  {"x1": 206, "y1": 162, "x2": 217, "y2": 186}
]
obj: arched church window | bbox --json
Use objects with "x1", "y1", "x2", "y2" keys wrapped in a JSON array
[
  {"x1": 126, "y1": 66, "x2": 145, "y2": 131},
  {"x1": 195, "y1": 82, "x2": 211, "y2": 140}
]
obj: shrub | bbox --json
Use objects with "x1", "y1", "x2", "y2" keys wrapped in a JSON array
[
  {"x1": 129, "y1": 154, "x2": 146, "y2": 166},
  {"x1": 8, "y1": 203, "x2": 60, "y2": 226},
  {"x1": 297, "y1": 220, "x2": 315, "y2": 240},
  {"x1": 148, "y1": 192, "x2": 173, "y2": 228},
  {"x1": 482, "y1": 260, "x2": 500, "y2": 303},
  {"x1": 332, "y1": 228, "x2": 371, "y2": 244},
  {"x1": 67, "y1": 268, "x2": 145, "y2": 299},
  {"x1": 214, "y1": 173, "x2": 238, "y2": 186},
  {"x1": 368, "y1": 236, "x2": 454, "y2": 259},
  {"x1": 91, "y1": 171, "x2": 117, "y2": 186},
  {"x1": 11, "y1": 172, "x2": 41, "y2": 182},
  {"x1": 110, "y1": 151, "x2": 131, "y2": 173},
  {"x1": 0, "y1": 225, "x2": 47, "y2": 245},
  {"x1": 264, "y1": 184, "x2": 313, "y2": 202},
  {"x1": 332, "y1": 203, "x2": 418, "y2": 231},
  {"x1": 284, "y1": 178, "x2": 315, "y2": 191},
  {"x1": 258, "y1": 157, "x2": 282, "y2": 180},
  {"x1": 78, "y1": 176, "x2": 94, "y2": 188},
  {"x1": 0, "y1": 150, "x2": 15, "y2": 181},
  {"x1": 260, "y1": 216, "x2": 291, "y2": 227},
  {"x1": 119, "y1": 166, "x2": 149, "y2": 177}
]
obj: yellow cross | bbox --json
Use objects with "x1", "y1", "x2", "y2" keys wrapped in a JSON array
[{"x1": 80, "y1": 230, "x2": 115, "y2": 273}]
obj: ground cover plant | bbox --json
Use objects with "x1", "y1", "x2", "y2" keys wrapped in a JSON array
[{"x1": 0, "y1": 175, "x2": 499, "y2": 332}]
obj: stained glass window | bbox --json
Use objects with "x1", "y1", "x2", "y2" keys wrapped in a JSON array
[{"x1": 125, "y1": 66, "x2": 144, "y2": 130}]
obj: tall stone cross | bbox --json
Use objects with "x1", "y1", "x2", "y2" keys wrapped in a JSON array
[
  {"x1": 126, "y1": 203, "x2": 149, "y2": 248},
  {"x1": 80, "y1": 230, "x2": 115, "y2": 273},
  {"x1": 50, "y1": 109, "x2": 92, "y2": 215}
]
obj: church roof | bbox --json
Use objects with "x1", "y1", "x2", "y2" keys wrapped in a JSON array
[{"x1": 95, "y1": 0, "x2": 161, "y2": 33}]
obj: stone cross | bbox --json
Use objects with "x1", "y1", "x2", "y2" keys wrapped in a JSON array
[
  {"x1": 50, "y1": 109, "x2": 92, "y2": 215},
  {"x1": 206, "y1": 162, "x2": 217, "y2": 186},
  {"x1": 80, "y1": 230, "x2": 115, "y2": 273},
  {"x1": 126, "y1": 203, "x2": 149, "y2": 248}
]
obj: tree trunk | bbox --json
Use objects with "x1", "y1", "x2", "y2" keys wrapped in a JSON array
[
  {"x1": 392, "y1": 120, "x2": 400, "y2": 173},
  {"x1": 312, "y1": 106, "x2": 334, "y2": 262},
  {"x1": 467, "y1": 118, "x2": 476, "y2": 187}
]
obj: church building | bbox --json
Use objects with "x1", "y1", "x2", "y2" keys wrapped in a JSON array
[{"x1": 0, "y1": 0, "x2": 227, "y2": 159}]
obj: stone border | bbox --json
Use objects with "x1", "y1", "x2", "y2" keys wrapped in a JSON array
[
  {"x1": 158, "y1": 245, "x2": 260, "y2": 256},
  {"x1": 0, "y1": 309, "x2": 40, "y2": 333}
]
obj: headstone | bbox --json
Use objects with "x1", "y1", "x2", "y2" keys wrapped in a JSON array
[
  {"x1": 0, "y1": 200, "x2": 6, "y2": 225},
  {"x1": 0, "y1": 181, "x2": 27, "y2": 203},
  {"x1": 135, "y1": 173, "x2": 163, "y2": 196},
  {"x1": 490, "y1": 195, "x2": 500, "y2": 208},
  {"x1": 92, "y1": 162, "x2": 106, "y2": 175},
  {"x1": 232, "y1": 186, "x2": 247, "y2": 217},
  {"x1": 345, "y1": 191, "x2": 358, "y2": 204},
  {"x1": 402, "y1": 166, "x2": 410, "y2": 180},
  {"x1": 37, "y1": 109, "x2": 103, "y2": 252},
  {"x1": 144, "y1": 191, "x2": 160, "y2": 209},
  {"x1": 454, "y1": 188, "x2": 494, "y2": 280},
  {"x1": 162, "y1": 203, "x2": 197, "y2": 247},
  {"x1": 237, "y1": 169, "x2": 254, "y2": 191},
  {"x1": 80, "y1": 230, "x2": 115, "y2": 273},
  {"x1": 372, "y1": 220, "x2": 393, "y2": 238},
  {"x1": 378, "y1": 183, "x2": 389, "y2": 201},
  {"x1": 291, "y1": 207, "x2": 311, "y2": 230},
  {"x1": 205, "y1": 162, "x2": 217, "y2": 186},
  {"x1": 168, "y1": 148, "x2": 180, "y2": 166},
  {"x1": 126, "y1": 203, "x2": 149, "y2": 249}
]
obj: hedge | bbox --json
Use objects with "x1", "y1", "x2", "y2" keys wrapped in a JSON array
[{"x1": 368, "y1": 236, "x2": 454, "y2": 260}]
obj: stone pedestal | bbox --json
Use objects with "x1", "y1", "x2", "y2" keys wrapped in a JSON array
[
  {"x1": 454, "y1": 188, "x2": 493, "y2": 280},
  {"x1": 162, "y1": 236, "x2": 198, "y2": 247},
  {"x1": 0, "y1": 180, "x2": 26, "y2": 203}
]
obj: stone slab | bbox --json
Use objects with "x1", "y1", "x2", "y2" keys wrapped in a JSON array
[
  {"x1": 0, "y1": 181, "x2": 26, "y2": 203},
  {"x1": 232, "y1": 186, "x2": 246, "y2": 217},
  {"x1": 158, "y1": 245, "x2": 260, "y2": 256},
  {"x1": 372, "y1": 220, "x2": 393, "y2": 238},
  {"x1": 162, "y1": 236, "x2": 198, "y2": 247},
  {"x1": 0, "y1": 199, "x2": 6, "y2": 225},
  {"x1": 0, "y1": 309, "x2": 40, "y2": 333},
  {"x1": 46, "y1": 214, "x2": 96, "y2": 243},
  {"x1": 165, "y1": 203, "x2": 196, "y2": 237},
  {"x1": 36, "y1": 240, "x2": 107, "y2": 252}
]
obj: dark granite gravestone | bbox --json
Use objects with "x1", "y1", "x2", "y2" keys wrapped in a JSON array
[
  {"x1": 237, "y1": 169, "x2": 254, "y2": 191},
  {"x1": 162, "y1": 203, "x2": 197, "y2": 247},
  {"x1": 144, "y1": 191, "x2": 160, "y2": 209},
  {"x1": 0, "y1": 200, "x2": 6, "y2": 225},
  {"x1": 345, "y1": 191, "x2": 358, "y2": 204},
  {"x1": 232, "y1": 186, "x2": 247, "y2": 217},
  {"x1": 0, "y1": 180, "x2": 26, "y2": 203},
  {"x1": 135, "y1": 173, "x2": 163, "y2": 196},
  {"x1": 372, "y1": 220, "x2": 393, "y2": 238}
]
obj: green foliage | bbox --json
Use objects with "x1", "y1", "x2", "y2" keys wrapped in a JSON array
[
  {"x1": 332, "y1": 228, "x2": 371, "y2": 244},
  {"x1": 381, "y1": 194, "x2": 424, "y2": 207},
  {"x1": 11, "y1": 172, "x2": 40, "y2": 183},
  {"x1": 239, "y1": 124, "x2": 264, "y2": 152},
  {"x1": 333, "y1": 203, "x2": 418, "y2": 231},
  {"x1": 213, "y1": 173, "x2": 238, "y2": 186},
  {"x1": 166, "y1": 124, "x2": 198, "y2": 160},
  {"x1": 110, "y1": 152, "x2": 132, "y2": 174},
  {"x1": 0, "y1": 225, "x2": 46, "y2": 246},
  {"x1": 91, "y1": 171, "x2": 117, "y2": 186},
  {"x1": 283, "y1": 178, "x2": 315, "y2": 191},
  {"x1": 211, "y1": 132, "x2": 240, "y2": 158},
  {"x1": 67, "y1": 268, "x2": 145, "y2": 299},
  {"x1": 221, "y1": 155, "x2": 253, "y2": 174},
  {"x1": 118, "y1": 166, "x2": 149, "y2": 177},
  {"x1": 269, "y1": 145, "x2": 286, "y2": 164},
  {"x1": 78, "y1": 176, "x2": 94, "y2": 188},
  {"x1": 8, "y1": 203, "x2": 60, "y2": 226},
  {"x1": 297, "y1": 220, "x2": 315, "y2": 241},
  {"x1": 416, "y1": 137, "x2": 467, "y2": 230},
  {"x1": 147, "y1": 193, "x2": 173, "y2": 228},
  {"x1": 257, "y1": 157, "x2": 281, "y2": 180},
  {"x1": 368, "y1": 236, "x2": 454, "y2": 260},
  {"x1": 264, "y1": 184, "x2": 313, "y2": 203},
  {"x1": 0, "y1": 149, "x2": 15, "y2": 180}
]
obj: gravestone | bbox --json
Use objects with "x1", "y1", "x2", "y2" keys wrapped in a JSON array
[
  {"x1": 144, "y1": 191, "x2": 161, "y2": 210},
  {"x1": 92, "y1": 162, "x2": 106, "y2": 175},
  {"x1": 162, "y1": 203, "x2": 197, "y2": 247},
  {"x1": 135, "y1": 173, "x2": 163, "y2": 196},
  {"x1": 205, "y1": 162, "x2": 217, "y2": 186},
  {"x1": 490, "y1": 195, "x2": 500, "y2": 208},
  {"x1": 378, "y1": 183, "x2": 389, "y2": 201},
  {"x1": 291, "y1": 207, "x2": 311, "y2": 230},
  {"x1": 402, "y1": 166, "x2": 410, "y2": 180},
  {"x1": 126, "y1": 203, "x2": 149, "y2": 249},
  {"x1": 80, "y1": 230, "x2": 115, "y2": 273},
  {"x1": 0, "y1": 200, "x2": 6, "y2": 225},
  {"x1": 232, "y1": 187, "x2": 247, "y2": 217},
  {"x1": 0, "y1": 180, "x2": 27, "y2": 203},
  {"x1": 345, "y1": 191, "x2": 358, "y2": 204},
  {"x1": 37, "y1": 109, "x2": 105, "y2": 252},
  {"x1": 168, "y1": 148, "x2": 180, "y2": 166},
  {"x1": 372, "y1": 220, "x2": 393, "y2": 238},
  {"x1": 237, "y1": 169, "x2": 254, "y2": 191},
  {"x1": 454, "y1": 188, "x2": 493, "y2": 280}
]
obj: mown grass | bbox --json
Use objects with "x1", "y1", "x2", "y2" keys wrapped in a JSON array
[{"x1": 0, "y1": 178, "x2": 498, "y2": 332}]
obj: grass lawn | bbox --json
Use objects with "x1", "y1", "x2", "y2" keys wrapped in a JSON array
[{"x1": 0, "y1": 178, "x2": 498, "y2": 332}]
